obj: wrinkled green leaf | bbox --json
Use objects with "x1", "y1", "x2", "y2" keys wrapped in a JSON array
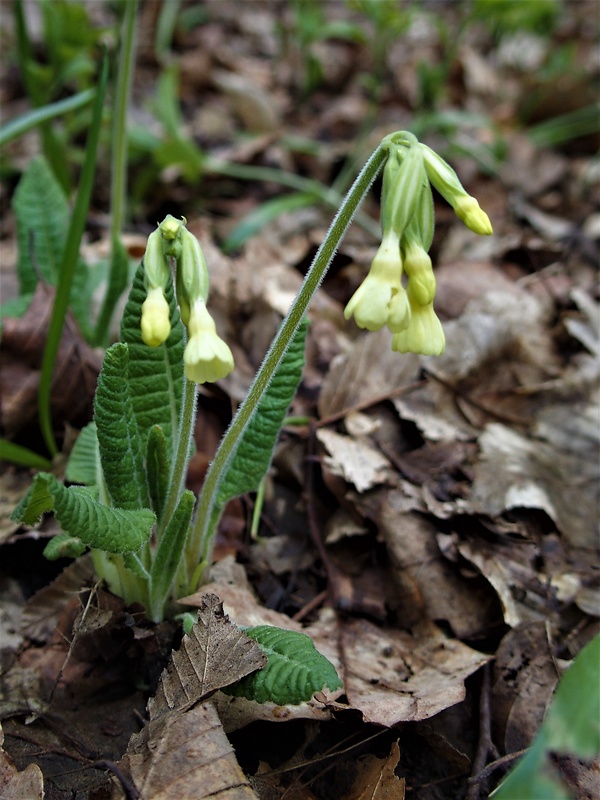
[
  {"x1": 217, "y1": 318, "x2": 308, "y2": 507},
  {"x1": 43, "y1": 531, "x2": 86, "y2": 560},
  {"x1": 225, "y1": 625, "x2": 342, "y2": 706},
  {"x1": 146, "y1": 425, "x2": 170, "y2": 520},
  {"x1": 94, "y1": 343, "x2": 149, "y2": 510},
  {"x1": 11, "y1": 472, "x2": 154, "y2": 554},
  {"x1": 149, "y1": 489, "x2": 194, "y2": 620},
  {"x1": 65, "y1": 422, "x2": 99, "y2": 485}
]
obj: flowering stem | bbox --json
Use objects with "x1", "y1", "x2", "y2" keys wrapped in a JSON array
[
  {"x1": 186, "y1": 142, "x2": 388, "y2": 588},
  {"x1": 159, "y1": 370, "x2": 197, "y2": 538}
]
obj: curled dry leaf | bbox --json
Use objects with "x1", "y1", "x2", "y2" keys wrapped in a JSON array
[
  {"x1": 116, "y1": 595, "x2": 265, "y2": 800},
  {"x1": 0, "y1": 283, "x2": 102, "y2": 438},
  {"x1": 0, "y1": 721, "x2": 44, "y2": 800},
  {"x1": 340, "y1": 740, "x2": 405, "y2": 800}
]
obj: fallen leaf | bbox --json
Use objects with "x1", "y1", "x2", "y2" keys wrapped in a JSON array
[
  {"x1": 149, "y1": 594, "x2": 267, "y2": 717},
  {"x1": 340, "y1": 740, "x2": 404, "y2": 800},
  {"x1": 339, "y1": 617, "x2": 489, "y2": 726},
  {"x1": 0, "y1": 721, "x2": 44, "y2": 800},
  {"x1": 317, "y1": 428, "x2": 393, "y2": 493},
  {"x1": 120, "y1": 700, "x2": 258, "y2": 800}
]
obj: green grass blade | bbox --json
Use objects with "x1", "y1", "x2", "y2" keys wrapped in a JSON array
[
  {"x1": 0, "y1": 89, "x2": 95, "y2": 148},
  {"x1": 0, "y1": 440, "x2": 52, "y2": 470},
  {"x1": 37, "y1": 50, "x2": 109, "y2": 456}
]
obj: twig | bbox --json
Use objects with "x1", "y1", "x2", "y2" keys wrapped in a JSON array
[{"x1": 466, "y1": 663, "x2": 500, "y2": 800}]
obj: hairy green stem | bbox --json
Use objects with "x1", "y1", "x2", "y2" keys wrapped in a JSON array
[
  {"x1": 159, "y1": 372, "x2": 197, "y2": 538},
  {"x1": 187, "y1": 141, "x2": 388, "y2": 587}
]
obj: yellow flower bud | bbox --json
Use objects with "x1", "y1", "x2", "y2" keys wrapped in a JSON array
[
  {"x1": 140, "y1": 287, "x2": 171, "y2": 347},
  {"x1": 402, "y1": 241, "x2": 436, "y2": 306},
  {"x1": 183, "y1": 298, "x2": 234, "y2": 384},
  {"x1": 453, "y1": 195, "x2": 493, "y2": 236},
  {"x1": 176, "y1": 227, "x2": 210, "y2": 326},
  {"x1": 391, "y1": 286, "x2": 445, "y2": 356}
]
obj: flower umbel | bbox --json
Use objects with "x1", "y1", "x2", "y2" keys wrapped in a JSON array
[
  {"x1": 184, "y1": 298, "x2": 234, "y2": 384},
  {"x1": 345, "y1": 135, "x2": 493, "y2": 356}
]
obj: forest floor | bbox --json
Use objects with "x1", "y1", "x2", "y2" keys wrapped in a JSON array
[{"x1": 0, "y1": 2, "x2": 599, "y2": 799}]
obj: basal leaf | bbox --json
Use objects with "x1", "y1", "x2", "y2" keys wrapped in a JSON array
[
  {"x1": 149, "y1": 489, "x2": 195, "y2": 620},
  {"x1": 94, "y1": 343, "x2": 149, "y2": 510},
  {"x1": 225, "y1": 625, "x2": 342, "y2": 706},
  {"x1": 43, "y1": 531, "x2": 86, "y2": 560},
  {"x1": 11, "y1": 472, "x2": 154, "y2": 554},
  {"x1": 120, "y1": 262, "x2": 184, "y2": 457},
  {"x1": 65, "y1": 422, "x2": 99, "y2": 486},
  {"x1": 12, "y1": 157, "x2": 69, "y2": 292},
  {"x1": 146, "y1": 425, "x2": 170, "y2": 520},
  {"x1": 217, "y1": 318, "x2": 308, "y2": 507}
]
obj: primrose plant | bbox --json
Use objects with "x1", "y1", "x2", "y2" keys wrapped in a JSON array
[{"x1": 12, "y1": 131, "x2": 490, "y2": 699}]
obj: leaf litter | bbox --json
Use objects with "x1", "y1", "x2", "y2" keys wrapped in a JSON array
[{"x1": 1, "y1": 1, "x2": 599, "y2": 798}]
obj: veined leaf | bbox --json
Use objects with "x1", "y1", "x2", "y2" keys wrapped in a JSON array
[
  {"x1": 43, "y1": 532, "x2": 86, "y2": 560},
  {"x1": 120, "y1": 263, "x2": 184, "y2": 457},
  {"x1": 65, "y1": 422, "x2": 99, "y2": 485},
  {"x1": 146, "y1": 425, "x2": 170, "y2": 521},
  {"x1": 12, "y1": 157, "x2": 69, "y2": 292},
  {"x1": 149, "y1": 489, "x2": 194, "y2": 620},
  {"x1": 217, "y1": 318, "x2": 308, "y2": 507},
  {"x1": 225, "y1": 625, "x2": 342, "y2": 706},
  {"x1": 11, "y1": 472, "x2": 154, "y2": 554},
  {"x1": 94, "y1": 343, "x2": 149, "y2": 510},
  {"x1": 11, "y1": 157, "x2": 91, "y2": 336}
]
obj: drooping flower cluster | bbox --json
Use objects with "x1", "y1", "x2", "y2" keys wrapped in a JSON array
[
  {"x1": 344, "y1": 134, "x2": 492, "y2": 356},
  {"x1": 140, "y1": 216, "x2": 234, "y2": 384}
]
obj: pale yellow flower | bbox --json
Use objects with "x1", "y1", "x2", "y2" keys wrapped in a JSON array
[
  {"x1": 391, "y1": 288, "x2": 445, "y2": 356},
  {"x1": 140, "y1": 287, "x2": 171, "y2": 347},
  {"x1": 183, "y1": 298, "x2": 234, "y2": 384},
  {"x1": 344, "y1": 233, "x2": 403, "y2": 332},
  {"x1": 453, "y1": 195, "x2": 493, "y2": 236}
]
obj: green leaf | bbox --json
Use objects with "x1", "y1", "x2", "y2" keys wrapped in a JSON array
[
  {"x1": 146, "y1": 425, "x2": 170, "y2": 520},
  {"x1": 149, "y1": 489, "x2": 194, "y2": 621},
  {"x1": 0, "y1": 88, "x2": 95, "y2": 148},
  {"x1": 0, "y1": 439, "x2": 52, "y2": 470},
  {"x1": 65, "y1": 422, "x2": 99, "y2": 485},
  {"x1": 492, "y1": 634, "x2": 600, "y2": 800},
  {"x1": 12, "y1": 157, "x2": 70, "y2": 292},
  {"x1": 225, "y1": 625, "x2": 342, "y2": 706},
  {"x1": 11, "y1": 472, "x2": 154, "y2": 554},
  {"x1": 217, "y1": 318, "x2": 308, "y2": 507},
  {"x1": 43, "y1": 532, "x2": 86, "y2": 560},
  {"x1": 222, "y1": 192, "x2": 317, "y2": 253},
  {"x1": 120, "y1": 262, "x2": 184, "y2": 457},
  {"x1": 94, "y1": 343, "x2": 149, "y2": 510}
]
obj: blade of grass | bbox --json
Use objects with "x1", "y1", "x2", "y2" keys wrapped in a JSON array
[
  {"x1": 0, "y1": 90, "x2": 95, "y2": 148},
  {"x1": 13, "y1": 0, "x2": 70, "y2": 192},
  {"x1": 94, "y1": 0, "x2": 139, "y2": 345},
  {"x1": 0, "y1": 440, "x2": 52, "y2": 470},
  {"x1": 38, "y1": 50, "x2": 109, "y2": 456}
]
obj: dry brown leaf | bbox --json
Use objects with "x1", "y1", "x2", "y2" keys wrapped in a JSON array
[
  {"x1": 340, "y1": 617, "x2": 489, "y2": 727},
  {"x1": 491, "y1": 623, "x2": 560, "y2": 754},
  {"x1": 119, "y1": 700, "x2": 258, "y2": 800},
  {"x1": 316, "y1": 429, "x2": 393, "y2": 493},
  {"x1": 0, "y1": 282, "x2": 101, "y2": 437},
  {"x1": 116, "y1": 596, "x2": 265, "y2": 800},
  {"x1": 318, "y1": 329, "x2": 421, "y2": 421},
  {"x1": 149, "y1": 593, "x2": 267, "y2": 717},
  {"x1": 360, "y1": 495, "x2": 500, "y2": 638},
  {"x1": 340, "y1": 740, "x2": 404, "y2": 800},
  {"x1": 471, "y1": 412, "x2": 599, "y2": 549},
  {"x1": 0, "y1": 721, "x2": 44, "y2": 800},
  {"x1": 19, "y1": 556, "x2": 95, "y2": 643}
]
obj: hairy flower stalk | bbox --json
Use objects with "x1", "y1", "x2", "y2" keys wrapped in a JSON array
[{"x1": 344, "y1": 137, "x2": 492, "y2": 355}]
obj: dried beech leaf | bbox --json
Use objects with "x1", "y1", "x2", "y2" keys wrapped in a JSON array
[
  {"x1": 340, "y1": 617, "x2": 489, "y2": 727},
  {"x1": 317, "y1": 428, "x2": 393, "y2": 493},
  {"x1": 341, "y1": 740, "x2": 405, "y2": 800},
  {"x1": 121, "y1": 700, "x2": 257, "y2": 800},
  {"x1": 149, "y1": 593, "x2": 266, "y2": 718},
  {"x1": 0, "y1": 721, "x2": 44, "y2": 799}
]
